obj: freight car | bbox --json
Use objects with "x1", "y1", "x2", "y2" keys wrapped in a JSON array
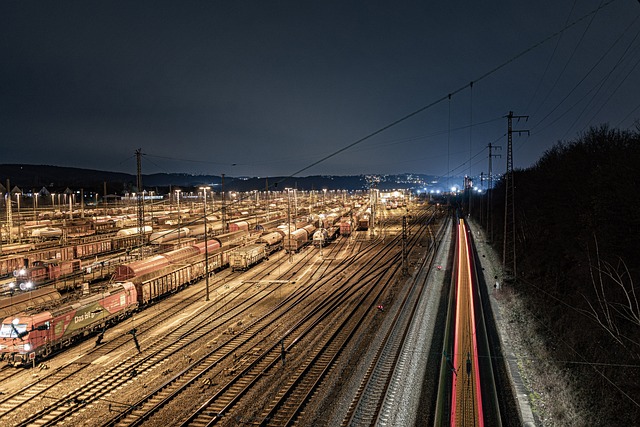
[
  {"x1": 302, "y1": 224, "x2": 317, "y2": 240},
  {"x1": 116, "y1": 226, "x2": 153, "y2": 237},
  {"x1": 326, "y1": 226, "x2": 340, "y2": 242},
  {"x1": 93, "y1": 219, "x2": 119, "y2": 234},
  {"x1": 0, "y1": 282, "x2": 138, "y2": 366},
  {"x1": 135, "y1": 246, "x2": 228, "y2": 305},
  {"x1": 149, "y1": 228, "x2": 190, "y2": 245},
  {"x1": 312, "y1": 226, "x2": 340, "y2": 247},
  {"x1": 228, "y1": 221, "x2": 249, "y2": 232},
  {"x1": 0, "y1": 255, "x2": 27, "y2": 279},
  {"x1": 214, "y1": 229, "x2": 250, "y2": 248},
  {"x1": 320, "y1": 213, "x2": 340, "y2": 229},
  {"x1": 114, "y1": 239, "x2": 225, "y2": 284},
  {"x1": 75, "y1": 239, "x2": 113, "y2": 258},
  {"x1": 0, "y1": 287, "x2": 62, "y2": 321},
  {"x1": 31, "y1": 227, "x2": 63, "y2": 239},
  {"x1": 0, "y1": 229, "x2": 257, "y2": 366},
  {"x1": 257, "y1": 231, "x2": 284, "y2": 254},
  {"x1": 0, "y1": 242, "x2": 36, "y2": 255},
  {"x1": 283, "y1": 229, "x2": 309, "y2": 253},
  {"x1": 230, "y1": 244, "x2": 267, "y2": 271}
]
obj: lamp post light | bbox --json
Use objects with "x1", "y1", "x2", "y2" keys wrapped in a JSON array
[
  {"x1": 15, "y1": 193, "x2": 22, "y2": 243},
  {"x1": 33, "y1": 193, "x2": 38, "y2": 224},
  {"x1": 175, "y1": 189, "x2": 181, "y2": 243},
  {"x1": 286, "y1": 188, "x2": 292, "y2": 263},
  {"x1": 199, "y1": 186, "x2": 211, "y2": 302}
]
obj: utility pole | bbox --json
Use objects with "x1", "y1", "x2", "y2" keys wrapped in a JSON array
[
  {"x1": 487, "y1": 143, "x2": 501, "y2": 242},
  {"x1": 6, "y1": 179, "x2": 13, "y2": 245},
  {"x1": 287, "y1": 189, "x2": 292, "y2": 263},
  {"x1": 503, "y1": 112, "x2": 528, "y2": 280},
  {"x1": 369, "y1": 188, "x2": 377, "y2": 238},
  {"x1": 265, "y1": 177, "x2": 269, "y2": 220},
  {"x1": 200, "y1": 186, "x2": 211, "y2": 301},
  {"x1": 221, "y1": 174, "x2": 226, "y2": 233},
  {"x1": 135, "y1": 149, "x2": 145, "y2": 257},
  {"x1": 402, "y1": 215, "x2": 408, "y2": 275},
  {"x1": 479, "y1": 172, "x2": 484, "y2": 227}
]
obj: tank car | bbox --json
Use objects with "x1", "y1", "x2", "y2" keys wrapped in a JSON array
[
  {"x1": 257, "y1": 231, "x2": 284, "y2": 254},
  {"x1": 30, "y1": 227, "x2": 63, "y2": 239},
  {"x1": 116, "y1": 226, "x2": 153, "y2": 237},
  {"x1": 228, "y1": 221, "x2": 249, "y2": 232},
  {"x1": 149, "y1": 227, "x2": 190, "y2": 245}
]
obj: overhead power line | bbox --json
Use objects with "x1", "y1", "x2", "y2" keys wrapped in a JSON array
[{"x1": 286, "y1": 0, "x2": 618, "y2": 178}]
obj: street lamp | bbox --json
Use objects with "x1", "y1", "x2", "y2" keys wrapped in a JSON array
[
  {"x1": 199, "y1": 186, "x2": 211, "y2": 302},
  {"x1": 34, "y1": 193, "x2": 38, "y2": 224},
  {"x1": 286, "y1": 188, "x2": 292, "y2": 263},
  {"x1": 175, "y1": 189, "x2": 182, "y2": 243}
]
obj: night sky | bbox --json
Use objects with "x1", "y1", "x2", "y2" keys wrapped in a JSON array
[{"x1": 2, "y1": 1, "x2": 639, "y2": 180}]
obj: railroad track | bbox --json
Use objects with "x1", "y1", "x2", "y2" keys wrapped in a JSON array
[
  {"x1": 6, "y1": 277, "x2": 285, "y2": 426},
  {"x1": 98, "y1": 227, "x2": 394, "y2": 426},
  {"x1": 342, "y1": 214, "x2": 448, "y2": 426},
  {"x1": 0, "y1": 231, "x2": 354, "y2": 426},
  {"x1": 2, "y1": 206, "x2": 435, "y2": 426},
  {"x1": 433, "y1": 218, "x2": 502, "y2": 426},
  {"x1": 0, "y1": 282, "x2": 209, "y2": 419},
  {"x1": 175, "y1": 208, "x2": 437, "y2": 425}
]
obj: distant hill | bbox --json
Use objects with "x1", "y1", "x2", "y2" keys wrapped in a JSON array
[{"x1": 0, "y1": 164, "x2": 447, "y2": 194}]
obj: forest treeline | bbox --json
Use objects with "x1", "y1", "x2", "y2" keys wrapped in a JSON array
[{"x1": 475, "y1": 125, "x2": 640, "y2": 424}]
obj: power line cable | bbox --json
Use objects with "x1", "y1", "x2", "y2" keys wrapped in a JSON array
[
  {"x1": 615, "y1": 100, "x2": 640, "y2": 128},
  {"x1": 532, "y1": 7, "x2": 638, "y2": 132},
  {"x1": 578, "y1": 30, "x2": 640, "y2": 132},
  {"x1": 530, "y1": 0, "x2": 604, "y2": 119},
  {"x1": 524, "y1": 0, "x2": 578, "y2": 113},
  {"x1": 286, "y1": 0, "x2": 619, "y2": 179},
  {"x1": 561, "y1": 16, "x2": 640, "y2": 139}
]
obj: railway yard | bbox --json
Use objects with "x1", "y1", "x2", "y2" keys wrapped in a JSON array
[{"x1": 0, "y1": 191, "x2": 527, "y2": 426}]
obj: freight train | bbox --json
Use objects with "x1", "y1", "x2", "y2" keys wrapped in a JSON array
[
  {"x1": 312, "y1": 226, "x2": 340, "y2": 247},
  {"x1": 0, "y1": 282, "x2": 138, "y2": 365},
  {"x1": 0, "y1": 233, "x2": 147, "y2": 279},
  {"x1": 0, "y1": 228, "x2": 264, "y2": 366},
  {"x1": 0, "y1": 242, "x2": 225, "y2": 366}
]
